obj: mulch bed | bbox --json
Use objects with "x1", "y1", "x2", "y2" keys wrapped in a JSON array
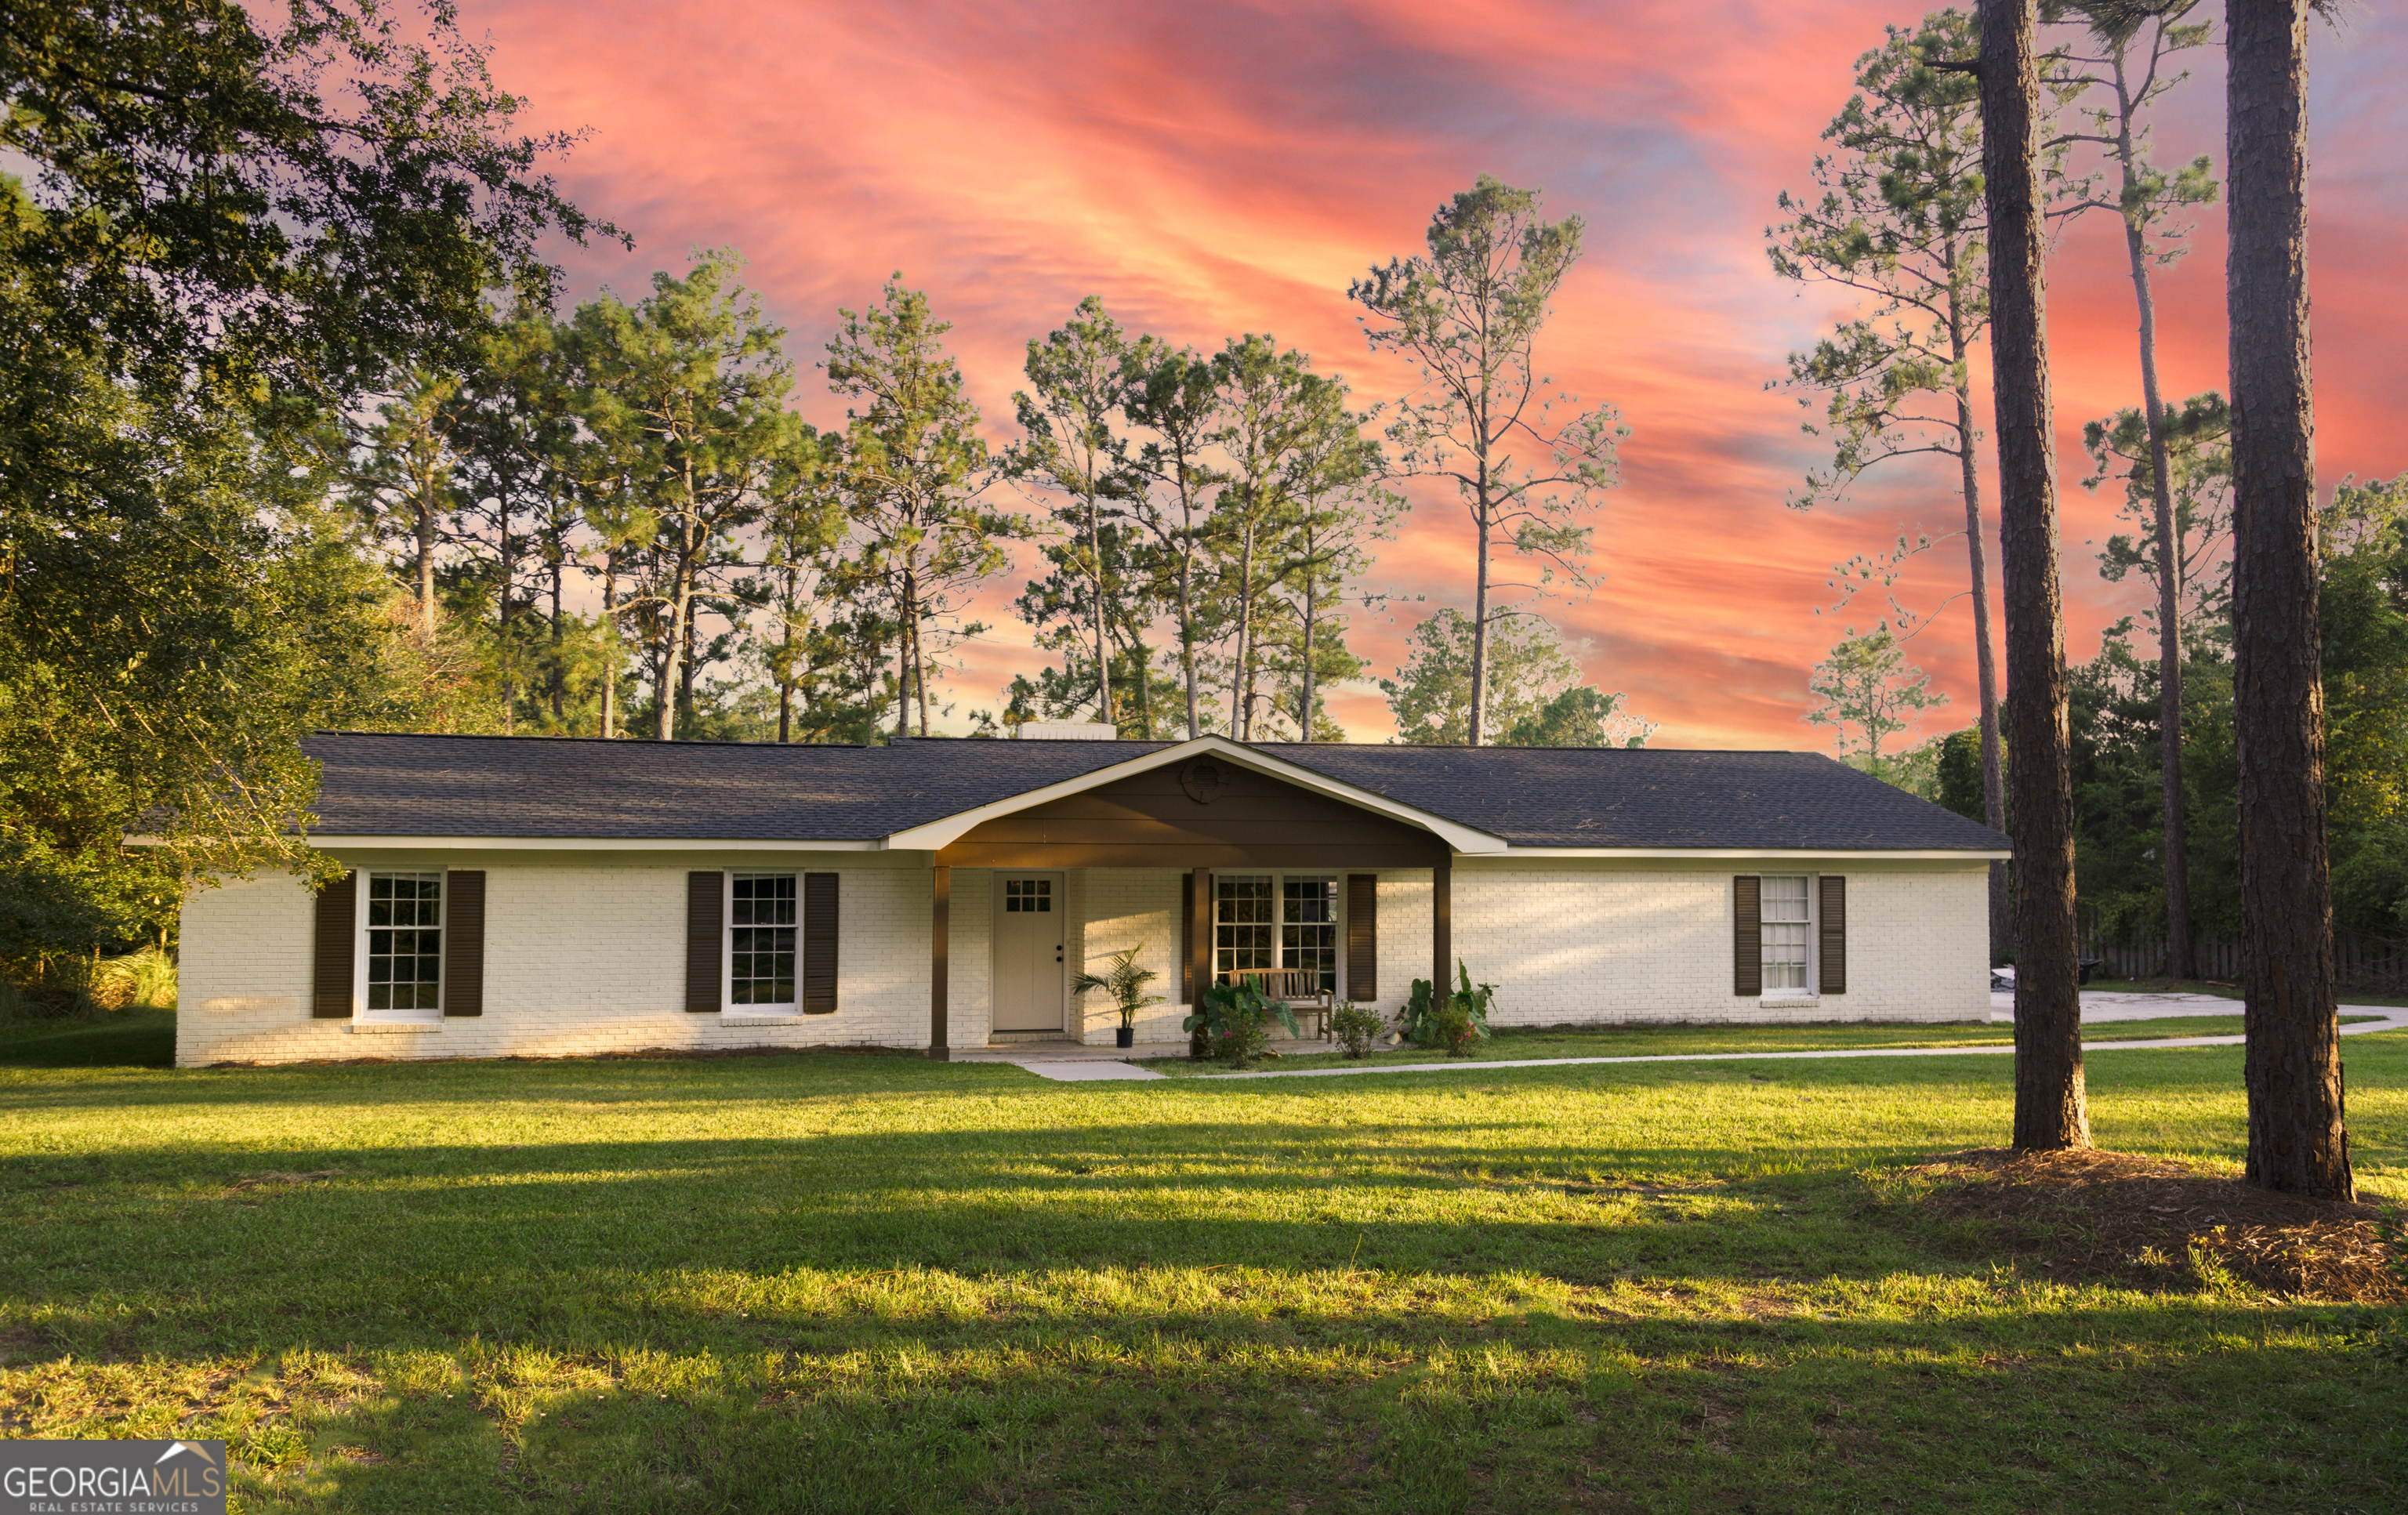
[{"x1": 1906, "y1": 1147, "x2": 2406, "y2": 1303}]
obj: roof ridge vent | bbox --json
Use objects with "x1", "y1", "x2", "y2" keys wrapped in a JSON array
[{"x1": 1015, "y1": 722, "x2": 1120, "y2": 741}]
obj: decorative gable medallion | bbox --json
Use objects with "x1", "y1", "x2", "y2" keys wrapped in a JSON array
[{"x1": 1178, "y1": 758, "x2": 1228, "y2": 806}]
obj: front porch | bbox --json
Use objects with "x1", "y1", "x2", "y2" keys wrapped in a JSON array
[
  {"x1": 890, "y1": 739, "x2": 1507, "y2": 1058},
  {"x1": 925, "y1": 861, "x2": 1455, "y2": 1057}
]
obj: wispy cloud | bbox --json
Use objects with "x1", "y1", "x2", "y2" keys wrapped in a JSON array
[{"x1": 472, "y1": 0, "x2": 2406, "y2": 747}]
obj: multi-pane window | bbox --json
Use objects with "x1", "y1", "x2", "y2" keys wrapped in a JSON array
[
  {"x1": 1003, "y1": 878, "x2": 1053, "y2": 913},
  {"x1": 366, "y1": 872, "x2": 443, "y2": 1012},
  {"x1": 1215, "y1": 876, "x2": 1276, "y2": 977},
  {"x1": 1215, "y1": 874, "x2": 1340, "y2": 993},
  {"x1": 731, "y1": 874, "x2": 798, "y2": 1006},
  {"x1": 1281, "y1": 876, "x2": 1340, "y2": 994},
  {"x1": 1761, "y1": 875, "x2": 1811, "y2": 991}
]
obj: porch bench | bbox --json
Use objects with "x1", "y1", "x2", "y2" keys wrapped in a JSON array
[{"x1": 1224, "y1": 970, "x2": 1333, "y2": 1042}]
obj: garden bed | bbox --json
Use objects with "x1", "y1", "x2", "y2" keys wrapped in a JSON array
[{"x1": 1905, "y1": 1146, "x2": 2406, "y2": 1303}]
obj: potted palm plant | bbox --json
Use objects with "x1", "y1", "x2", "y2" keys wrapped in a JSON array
[{"x1": 1072, "y1": 944, "x2": 1166, "y2": 1049}]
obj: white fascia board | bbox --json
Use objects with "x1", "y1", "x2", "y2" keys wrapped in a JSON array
[
  {"x1": 303, "y1": 835, "x2": 887, "y2": 852},
  {"x1": 880, "y1": 735, "x2": 1513, "y2": 854},
  {"x1": 1493, "y1": 846, "x2": 2012, "y2": 861}
]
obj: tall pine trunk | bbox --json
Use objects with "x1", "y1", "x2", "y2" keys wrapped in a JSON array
[
  {"x1": 1298, "y1": 574, "x2": 1318, "y2": 743},
  {"x1": 1467, "y1": 460, "x2": 1492, "y2": 747},
  {"x1": 1982, "y1": 0, "x2": 2089, "y2": 1151},
  {"x1": 1944, "y1": 227, "x2": 2008, "y2": 963},
  {"x1": 895, "y1": 571, "x2": 916, "y2": 741},
  {"x1": 414, "y1": 498, "x2": 439, "y2": 640},
  {"x1": 1231, "y1": 517, "x2": 1257, "y2": 741},
  {"x1": 678, "y1": 607, "x2": 699, "y2": 733},
  {"x1": 2228, "y1": 0, "x2": 2351, "y2": 1198},
  {"x1": 1179, "y1": 562, "x2": 1200, "y2": 738},
  {"x1": 599, "y1": 549, "x2": 619, "y2": 740},
  {"x1": 548, "y1": 546, "x2": 566, "y2": 723},
  {"x1": 2109, "y1": 46, "x2": 2196, "y2": 983},
  {"x1": 655, "y1": 530, "x2": 695, "y2": 742},
  {"x1": 1090, "y1": 491, "x2": 1112, "y2": 727},
  {"x1": 1949, "y1": 334, "x2": 2009, "y2": 966}
]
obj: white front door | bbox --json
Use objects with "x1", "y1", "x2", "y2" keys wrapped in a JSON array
[{"x1": 992, "y1": 873, "x2": 1066, "y2": 1031}]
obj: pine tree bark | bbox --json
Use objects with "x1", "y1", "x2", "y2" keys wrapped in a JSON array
[
  {"x1": 2228, "y1": 0, "x2": 2351, "y2": 1199},
  {"x1": 1467, "y1": 460, "x2": 1492, "y2": 747},
  {"x1": 1982, "y1": 0, "x2": 2089, "y2": 1151},
  {"x1": 599, "y1": 549, "x2": 619, "y2": 740},
  {"x1": 2106, "y1": 43, "x2": 2196, "y2": 983},
  {"x1": 1950, "y1": 365, "x2": 2010, "y2": 966},
  {"x1": 1298, "y1": 574, "x2": 1318, "y2": 743},
  {"x1": 1090, "y1": 490, "x2": 1112, "y2": 726}
]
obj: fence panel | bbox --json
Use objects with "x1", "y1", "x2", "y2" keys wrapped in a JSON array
[{"x1": 2070, "y1": 915, "x2": 2408, "y2": 993}]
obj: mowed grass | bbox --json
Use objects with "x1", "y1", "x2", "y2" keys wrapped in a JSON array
[
  {"x1": 2, "y1": 1014, "x2": 2406, "y2": 1513},
  {"x1": 1139, "y1": 1014, "x2": 2386, "y2": 1077}
]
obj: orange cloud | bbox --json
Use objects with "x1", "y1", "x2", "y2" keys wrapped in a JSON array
[{"x1": 470, "y1": 0, "x2": 2408, "y2": 748}]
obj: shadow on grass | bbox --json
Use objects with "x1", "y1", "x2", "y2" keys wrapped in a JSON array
[
  {"x1": 93, "y1": 1307, "x2": 2408, "y2": 1515},
  {"x1": 0, "y1": 1008, "x2": 175, "y2": 1069},
  {"x1": 0, "y1": 1111, "x2": 2279, "y2": 1372}
]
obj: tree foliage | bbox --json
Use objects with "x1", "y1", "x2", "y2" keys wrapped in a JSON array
[
  {"x1": 1, "y1": 1, "x2": 606, "y2": 970},
  {"x1": 1353, "y1": 175, "x2": 1624, "y2": 745},
  {"x1": 1805, "y1": 627, "x2": 1949, "y2": 780},
  {"x1": 1381, "y1": 610, "x2": 1648, "y2": 748}
]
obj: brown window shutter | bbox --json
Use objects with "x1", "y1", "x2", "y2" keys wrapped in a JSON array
[
  {"x1": 1818, "y1": 875, "x2": 1848, "y2": 995},
  {"x1": 1347, "y1": 873, "x2": 1378, "y2": 1002},
  {"x1": 686, "y1": 871, "x2": 723, "y2": 1013},
  {"x1": 443, "y1": 870, "x2": 486, "y2": 1016},
  {"x1": 312, "y1": 870, "x2": 357, "y2": 1017},
  {"x1": 803, "y1": 872, "x2": 840, "y2": 1013},
  {"x1": 1733, "y1": 875, "x2": 1762, "y2": 997},
  {"x1": 1180, "y1": 872, "x2": 1196, "y2": 1002}
]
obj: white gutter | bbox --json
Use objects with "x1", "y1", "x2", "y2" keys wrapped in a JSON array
[
  {"x1": 300, "y1": 835, "x2": 887, "y2": 852},
  {"x1": 1491, "y1": 846, "x2": 2011, "y2": 861}
]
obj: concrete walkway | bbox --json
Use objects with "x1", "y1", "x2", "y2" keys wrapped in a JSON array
[{"x1": 977, "y1": 993, "x2": 2408, "y2": 1084}]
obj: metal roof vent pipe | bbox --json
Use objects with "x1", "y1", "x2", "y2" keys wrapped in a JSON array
[{"x1": 1014, "y1": 722, "x2": 1120, "y2": 741}]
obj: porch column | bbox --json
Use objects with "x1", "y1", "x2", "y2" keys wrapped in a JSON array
[
  {"x1": 928, "y1": 864, "x2": 951, "y2": 1060},
  {"x1": 1190, "y1": 865, "x2": 1213, "y2": 1003},
  {"x1": 1432, "y1": 854, "x2": 1452, "y2": 1009}
]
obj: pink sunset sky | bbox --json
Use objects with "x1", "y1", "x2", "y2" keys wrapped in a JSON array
[{"x1": 474, "y1": 0, "x2": 2406, "y2": 748}]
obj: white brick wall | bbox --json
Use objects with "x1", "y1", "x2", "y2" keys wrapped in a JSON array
[
  {"x1": 1072, "y1": 869, "x2": 1185, "y2": 1046},
  {"x1": 176, "y1": 851, "x2": 1992, "y2": 1066},
  {"x1": 1445, "y1": 861, "x2": 1989, "y2": 1026},
  {"x1": 176, "y1": 851, "x2": 943, "y2": 1067}
]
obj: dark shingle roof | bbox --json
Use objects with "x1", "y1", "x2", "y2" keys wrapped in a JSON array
[
  {"x1": 303, "y1": 731, "x2": 1157, "y2": 841},
  {"x1": 1257, "y1": 744, "x2": 2006, "y2": 850},
  {"x1": 300, "y1": 732, "x2": 2007, "y2": 852}
]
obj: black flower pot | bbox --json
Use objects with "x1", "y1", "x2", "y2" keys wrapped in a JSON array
[{"x1": 1115, "y1": 1026, "x2": 1134, "y2": 1049}]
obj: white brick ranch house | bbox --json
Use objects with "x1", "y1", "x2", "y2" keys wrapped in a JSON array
[{"x1": 174, "y1": 731, "x2": 2009, "y2": 1067}]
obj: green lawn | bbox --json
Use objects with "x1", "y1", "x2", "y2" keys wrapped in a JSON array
[
  {"x1": 3, "y1": 1012, "x2": 2406, "y2": 1512},
  {"x1": 1140, "y1": 1015, "x2": 2385, "y2": 1077}
]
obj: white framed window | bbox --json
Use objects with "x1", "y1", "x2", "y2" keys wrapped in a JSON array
[
  {"x1": 1761, "y1": 875, "x2": 1811, "y2": 992},
  {"x1": 1003, "y1": 877, "x2": 1054, "y2": 914},
  {"x1": 361, "y1": 871, "x2": 443, "y2": 1017},
  {"x1": 729, "y1": 872, "x2": 800, "y2": 1012},
  {"x1": 1214, "y1": 873, "x2": 1341, "y2": 995}
]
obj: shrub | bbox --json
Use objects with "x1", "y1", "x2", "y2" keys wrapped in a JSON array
[
  {"x1": 1330, "y1": 1001, "x2": 1384, "y2": 1060},
  {"x1": 1212, "y1": 998, "x2": 1271, "y2": 1067},
  {"x1": 91, "y1": 947, "x2": 177, "y2": 1011},
  {"x1": 1183, "y1": 980, "x2": 1299, "y2": 1067},
  {"x1": 1432, "y1": 1001, "x2": 1478, "y2": 1057},
  {"x1": 0, "y1": 948, "x2": 177, "y2": 1020},
  {"x1": 1400, "y1": 962, "x2": 1496, "y2": 1047}
]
